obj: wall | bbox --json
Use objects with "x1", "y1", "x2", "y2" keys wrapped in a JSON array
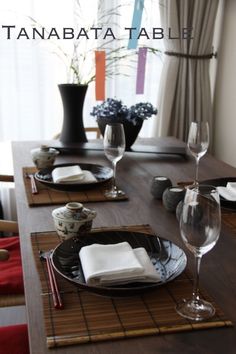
[{"x1": 214, "y1": 0, "x2": 236, "y2": 167}]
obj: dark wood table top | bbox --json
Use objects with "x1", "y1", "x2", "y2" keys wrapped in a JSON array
[{"x1": 12, "y1": 138, "x2": 236, "y2": 354}]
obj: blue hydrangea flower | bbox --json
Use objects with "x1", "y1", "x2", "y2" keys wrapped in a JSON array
[{"x1": 91, "y1": 98, "x2": 157, "y2": 126}]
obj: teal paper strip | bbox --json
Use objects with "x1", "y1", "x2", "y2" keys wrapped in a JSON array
[{"x1": 128, "y1": 0, "x2": 144, "y2": 50}]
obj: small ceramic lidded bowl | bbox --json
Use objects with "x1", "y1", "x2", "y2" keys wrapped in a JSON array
[
  {"x1": 52, "y1": 202, "x2": 97, "y2": 242},
  {"x1": 31, "y1": 145, "x2": 59, "y2": 169}
]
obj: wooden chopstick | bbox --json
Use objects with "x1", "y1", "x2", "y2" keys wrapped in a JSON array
[
  {"x1": 25, "y1": 173, "x2": 38, "y2": 194},
  {"x1": 29, "y1": 174, "x2": 38, "y2": 194},
  {"x1": 48, "y1": 256, "x2": 63, "y2": 309},
  {"x1": 45, "y1": 256, "x2": 63, "y2": 309},
  {"x1": 45, "y1": 257, "x2": 58, "y2": 308}
]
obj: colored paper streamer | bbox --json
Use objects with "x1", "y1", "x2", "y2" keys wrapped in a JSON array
[
  {"x1": 136, "y1": 47, "x2": 147, "y2": 94},
  {"x1": 128, "y1": 0, "x2": 145, "y2": 50},
  {"x1": 95, "y1": 51, "x2": 106, "y2": 101}
]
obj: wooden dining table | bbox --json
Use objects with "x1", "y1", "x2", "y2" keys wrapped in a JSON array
[{"x1": 12, "y1": 137, "x2": 236, "y2": 354}]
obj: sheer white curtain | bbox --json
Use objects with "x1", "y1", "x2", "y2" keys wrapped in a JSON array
[
  {"x1": 0, "y1": 0, "x2": 162, "y2": 143},
  {"x1": 0, "y1": 0, "x2": 74, "y2": 142}
]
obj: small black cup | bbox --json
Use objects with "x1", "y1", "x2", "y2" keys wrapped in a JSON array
[
  {"x1": 150, "y1": 176, "x2": 172, "y2": 199},
  {"x1": 162, "y1": 186, "x2": 186, "y2": 212}
]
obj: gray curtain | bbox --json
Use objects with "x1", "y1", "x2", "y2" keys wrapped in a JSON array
[{"x1": 156, "y1": 0, "x2": 219, "y2": 147}]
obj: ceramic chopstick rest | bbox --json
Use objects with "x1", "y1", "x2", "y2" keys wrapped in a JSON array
[
  {"x1": 150, "y1": 176, "x2": 172, "y2": 199},
  {"x1": 162, "y1": 187, "x2": 185, "y2": 212}
]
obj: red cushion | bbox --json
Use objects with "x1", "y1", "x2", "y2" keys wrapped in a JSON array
[
  {"x1": 0, "y1": 237, "x2": 24, "y2": 295},
  {"x1": 0, "y1": 324, "x2": 29, "y2": 354}
]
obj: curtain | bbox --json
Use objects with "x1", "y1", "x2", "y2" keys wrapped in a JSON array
[
  {"x1": 0, "y1": 0, "x2": 76, "y2": 142},
  {"x1": 156, "y1": 0, "x2": 219, "y2": 147}
]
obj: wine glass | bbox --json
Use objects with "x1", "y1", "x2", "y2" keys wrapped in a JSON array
[
  {"x1": 187, "y1": 121, "x2": 209, "y2": 186},
  {"x1": 176, "y1": 185, "x2": 221, "y2": 321},
  {"x1": 103, "y1": 123, "x2": 126, "y2": 198}
]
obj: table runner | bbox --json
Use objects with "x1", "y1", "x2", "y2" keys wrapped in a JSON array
[
  {"x1": 23, "y1": 167, "x2": 128, "y2": 206},
  {"x1": 31, "y1": 225, "x2": 232, "y2": 349}
]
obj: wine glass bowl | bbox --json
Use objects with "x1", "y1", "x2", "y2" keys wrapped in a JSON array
[
  {"x1": 103, "y1": 123, "x2": 126, "y2": 198},
  {"x1": 187, "y1": 121, "x2": 209, "y2": 186},
  {"x1": 176, "y1": 185, "x2": 221, "y2": 321}
]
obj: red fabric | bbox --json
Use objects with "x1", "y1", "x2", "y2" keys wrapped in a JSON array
[
  {"x1": 0, "y1": 237, "x2": 24, "y2": 294},
  {"x1": 0, "y1": 324, "x2": 29, "y2": 354}
]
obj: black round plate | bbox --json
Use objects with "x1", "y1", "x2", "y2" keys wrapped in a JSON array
[
  {"x1": 35, "y1": 163, "x2": 113, "y2": 191},
  {"x1": 201, "y1": 177, "x2": 236, "y2": 210},
  {"x1": 51, "y1": 230, "x2": 187, "y2": 297}
]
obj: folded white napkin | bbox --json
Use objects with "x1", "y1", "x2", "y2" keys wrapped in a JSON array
[
  {"x1": 52, "y1": 165, "x2": 97, "y2": 184},
  {"x1": 217, "y1": 182, "x2": 236, "y2": 201},
  {"x1": 227, "y1": 182, "x2": 236, "y2": 194},
  {"x1": 79, "y1": 241, "x2": 161, "y2": 286}
]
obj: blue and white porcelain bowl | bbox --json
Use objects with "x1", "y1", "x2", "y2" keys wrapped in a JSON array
[
  {"x1": 31, "y1": 145, "x2": 59, "y2": 169},
  {"x1": 52, "y1": 202, "x2": 97, "y2": 242}
]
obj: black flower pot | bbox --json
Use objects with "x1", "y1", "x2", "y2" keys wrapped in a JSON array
[
  {"x1": 97, "y1": 116, "x2": 143, "y2": 150},
  {"x1": 59, "y1": 84, "x2": 88, "y2": 143}
]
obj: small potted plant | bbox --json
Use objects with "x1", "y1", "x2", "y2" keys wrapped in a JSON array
[{"x1": 91, "y1": 98, "x2": 157, "y2": 149}]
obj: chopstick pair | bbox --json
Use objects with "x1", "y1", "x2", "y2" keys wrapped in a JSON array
[
  {"x1": 45, "y1": 255, "x2": 63, "y2": 309},
  {"x1": 25, "y1": 173, "x2": 38, "y2": 194}
]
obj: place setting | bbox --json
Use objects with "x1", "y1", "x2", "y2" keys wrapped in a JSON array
[
  {"x1": 23, "y1": 123, "x2": 129, "y2": 206},
  {"x1": 30, "y1": 181, "x2": 232, "y2": 349}
]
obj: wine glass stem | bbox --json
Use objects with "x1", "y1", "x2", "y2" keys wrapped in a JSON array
[
  {"x1": 192, "y1": 255, "x2": 202, "y2": 303},
  {"x1": 195, "y1": 158, "x2": 200, "y2": 186},
  {"x1": 112, "y1": 161, "x2": 117, "y2": 191}
]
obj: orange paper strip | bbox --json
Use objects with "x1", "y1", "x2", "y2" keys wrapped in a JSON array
[{"x1": 95, "y1": 51, "x2": 106, "y2": 101}]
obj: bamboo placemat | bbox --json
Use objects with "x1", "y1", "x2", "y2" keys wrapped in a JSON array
[
  {"x1": 23, "y1": 167, "x2": 128, "y2": 207},
  {"x1": 31, "y1": 225, "x2": 232, "y2": 349}
]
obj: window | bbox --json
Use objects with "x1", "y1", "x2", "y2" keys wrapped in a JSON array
[{"x1": 0, "y1": 0, "x2": 162, "y2": 141}]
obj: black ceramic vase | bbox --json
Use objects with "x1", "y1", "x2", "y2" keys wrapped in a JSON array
[
  {"x1": 59, "y1": 84, "x2": 88, "y2": 143},
  {"x1": 97, "y1": 116, "x2": 143, "y2": 150}
]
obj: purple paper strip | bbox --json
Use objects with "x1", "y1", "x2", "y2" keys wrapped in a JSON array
[{"x1": 136, "y1": 47, "x2": 147, "y2": 94}]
